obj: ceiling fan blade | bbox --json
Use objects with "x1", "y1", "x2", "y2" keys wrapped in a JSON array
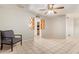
[
  {"x1": 39, "y1": 9, "x2": 46, "y2": 11},
  {"x1": 55, "y1": 7, "x2": 64, "y2": 9}
]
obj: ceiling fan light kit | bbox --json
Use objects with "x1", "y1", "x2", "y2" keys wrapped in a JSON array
[{"x1": 46, "y1": 10, "x2": 54, "y2": 16}]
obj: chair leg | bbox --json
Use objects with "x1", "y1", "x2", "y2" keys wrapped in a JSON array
[
  {"x1": 21, "y1": 40, "x2": 22, "y2": 46},
  {"x1": 1, "y1": 43, "x2": 3, "y2": 50},
  {"x1": 11, "y1": 44, "x2": 13, "y2": 52}
]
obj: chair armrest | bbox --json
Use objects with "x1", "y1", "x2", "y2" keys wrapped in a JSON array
[
  {"x1": 14, "y1": 34, "x2": 22, "y2": 37},
  {"x1": 14, "y1": 34, "x2": 22, "y2": 36},
  {"x1": 14, "y1": 34, "x2": 22, "y2": 39}
]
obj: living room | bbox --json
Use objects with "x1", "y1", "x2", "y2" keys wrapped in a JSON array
[{"x1": 0, "y1": 4, "x2": 79, "y2": 54}]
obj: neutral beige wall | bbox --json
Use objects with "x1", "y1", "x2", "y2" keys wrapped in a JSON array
[
  {"x1": 0, "y1": 6, "x2": 34, "y2": 40},
  {"x1": 42, "y1": 15, "x2": 66, "y2": 39},
  {"x1": 1, "y1": 4, "x2": 79, "y2": 40},
  {"x1": 0, "y1": 6, "x2": 66, "y2": 40},
  {"x1": 74, "y1": 17, "x2": 79, "y2": 38}
]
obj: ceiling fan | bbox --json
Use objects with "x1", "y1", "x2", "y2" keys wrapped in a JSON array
[{"x1": 39, "y1": 4, "x2": 64, "y2": 15}]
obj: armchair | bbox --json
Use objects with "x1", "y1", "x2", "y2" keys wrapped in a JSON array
[{"x1": 1, "y1": 30, "x2": 22, "y2": 51}]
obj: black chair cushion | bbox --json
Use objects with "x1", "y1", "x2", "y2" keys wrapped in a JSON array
[
  {"x1": 2, "y1": 37, "x2": 21, "y2": 44},
  {"x1": 1, "y1": 30, "x2": 22, "y2": 44}
]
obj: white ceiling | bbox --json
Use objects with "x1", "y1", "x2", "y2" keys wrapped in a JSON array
[
  {"x1": 23, "y1": 4, "x2": 79, "y2": 16},
  {"x1": 29, "y1": 4, "x2": 65, "y2": 16},
  {"x1": 0, "y1": 4, "x2": 79, "y2": 16}
]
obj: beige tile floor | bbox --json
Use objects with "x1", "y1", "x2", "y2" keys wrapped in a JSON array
[{"x1": 0, "y1": 38, "x2": 79, "y2": 54}]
